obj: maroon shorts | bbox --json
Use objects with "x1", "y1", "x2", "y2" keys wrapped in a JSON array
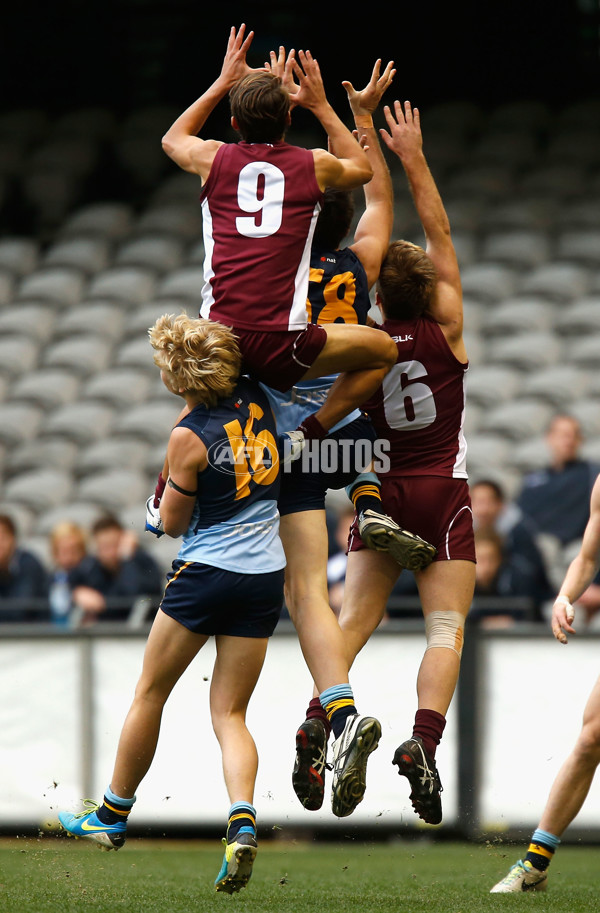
[
  {"x1": 349, "y1": 476, "x2": 476, "y2": 562},
  {"x1": 233, "y1": 324, "x2": 328, "y2": 392}
]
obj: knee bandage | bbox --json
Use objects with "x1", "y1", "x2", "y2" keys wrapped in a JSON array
[{"x1": 425, "y1": 611, "x2": 465, "y2": 658}]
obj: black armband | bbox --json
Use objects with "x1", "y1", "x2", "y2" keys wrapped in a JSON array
[{"x1": 168, "y1": 477, "x2": 198, "y2": 497}]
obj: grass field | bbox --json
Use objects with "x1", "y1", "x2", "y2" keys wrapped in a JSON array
[{"x1": 0, "y1": 836, "x2": 597, "y2": 913}]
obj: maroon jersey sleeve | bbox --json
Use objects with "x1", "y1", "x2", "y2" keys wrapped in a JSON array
[
  {"x1": 364, "y1": 315, "x2": 469, "y2": 478},
  {"x1": 199, "y1": 142, "x2": 323, "y2": 332}
]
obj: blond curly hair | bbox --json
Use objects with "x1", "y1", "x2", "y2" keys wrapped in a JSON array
[{"x1": 149, "y1": 314, "x2": 242, "y2": 408}]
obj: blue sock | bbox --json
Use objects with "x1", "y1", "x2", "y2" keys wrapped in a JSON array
[
  {"x1": 319, "y1": 684, "x2": 357, "y2": 739},
  {"x1": 525, "y1": 828, "x2": 561, "y2": 871},
  {"x1": 227, "y1": 802, "x2": 256, "y2": 841},
  {"x1": 96, "y1": 785, "x2": 136, "y2": 826}
]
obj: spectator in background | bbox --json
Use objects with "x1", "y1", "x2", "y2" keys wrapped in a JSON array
[
  {"x1": 517, "y1": 414, "x2": 600, "y2": 622},
  {"x1": 471, "y1": 478, "x2": 554, "y2": 620},
  {"x1": 471, "y1": 528, "x2": 536, "y2": 626},
  {"x1": 69, "y1": 515, "x2": 162, "y2": 624},
  {"x1": 47, "y1": 521, "x2": 89, "y2": 628},
  {"x1": 0, "y1": 514, "x2": 49, "y2": 621}
]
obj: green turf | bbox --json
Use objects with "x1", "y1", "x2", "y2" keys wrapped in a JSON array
[{"x1": 0, "y1": 836, "x2": 597, "y2": 913}]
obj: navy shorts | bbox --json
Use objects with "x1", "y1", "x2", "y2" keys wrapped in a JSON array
[
  {"x1": 278, "y1": 414, "x2": 378, "y2": 515},
  {"x1": 159, "y1": 560, "x2": 284, "y2": 637}
]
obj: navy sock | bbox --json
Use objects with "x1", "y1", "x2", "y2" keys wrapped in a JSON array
[
  {"x1": 227, "y1": 802, "x2": 256, "y2": 842},
  {"x1": 96, "y1": 785, "x2": 135, "y2": 826},
  {"x1": 320, "y1": 684, "x2": 357, "y2": 739}
]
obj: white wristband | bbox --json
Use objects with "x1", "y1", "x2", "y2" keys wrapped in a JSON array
[{"x1": 555, "y1": 594, "x2": 575, "y2": 623}]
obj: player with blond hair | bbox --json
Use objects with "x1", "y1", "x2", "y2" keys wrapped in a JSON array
[{"x1": 59, "y1": 314, "x2": 285, "y2": 894}]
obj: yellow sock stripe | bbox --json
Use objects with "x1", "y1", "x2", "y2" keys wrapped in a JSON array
[
  {"x1": 104, "y1": 801, "x2": 131, "y2": 816},
  {"x1": 229, "y1": 812, "x2": 256, "y2": 828},
  {"x1": 528, "y1": 843, "x2": 554, "y2": 860},
  {"x1": 351, "y1": 484, "x2": 381, "y2": 504},
  {"x1": 325, "y1": 697, "x2": 356, "y2": 720}
]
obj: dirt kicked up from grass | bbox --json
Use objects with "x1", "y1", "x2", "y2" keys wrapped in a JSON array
[{"x1": 0, "y1": 836, "x2": 597, "y2": 913}]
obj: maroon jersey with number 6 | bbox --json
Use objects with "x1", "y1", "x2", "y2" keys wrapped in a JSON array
[
  {"x1": 364, "y1": 314, "x2": 469, "y2": 478},
  {"x1": 199, "y1": 142, "x2": 323, "y2": 332}
]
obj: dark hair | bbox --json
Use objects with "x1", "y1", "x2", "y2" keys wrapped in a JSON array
[
  {"x1": 229, "y1": 73, "x2": 290, "y2": 143},
  {"x1": 471, "y1": 478, "x2": 505, "y2": 501},
  {"x1": 377, "y1": 240, "x2": 437, "y2": 320},
  {"x1": 313, "y1": 188, "x2": 355, "y2": 250},
  {"x1": 91, "y1": 515, "x2": 123, "y2": 537},
  {"x1": 0, "y1": 514, "x2": 16, "y2": 537}
]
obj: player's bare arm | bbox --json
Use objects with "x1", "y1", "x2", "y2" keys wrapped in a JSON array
[
  {"x1": 342, "y1": 59, "x2": 395, "y2": 288},
  {"x1": 159, "y1": 427, "x2": 208, "y2": 537},
  {"x1": 381, "y1": 100, "x2": 464, "y2": 349},
  {"x1": 552, "y1": 475, "x2": 600, "y2": 644},
  {"x1": 161, "y1": 24, "x2": 263, "y2": 179},
  {"x1": 291, "y1": 50, "x2": 373, "y2": 191}
]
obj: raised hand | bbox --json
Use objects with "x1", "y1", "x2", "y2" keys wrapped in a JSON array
[
  {"x1": 265, "y1": 46, "x2": 299, "y2": 105},
  {"x1": 342, "y1": 59, "x2": 396, "y2": 116},
  {"x1": 289, "y1": 50, "x2": 329, "y2": 114},
  {"x1": 380, "y1": 99, "x2": 423, "y2": 162},
  {"x1": 219, "y1": 24, "x2": 265, "y2": 89}
]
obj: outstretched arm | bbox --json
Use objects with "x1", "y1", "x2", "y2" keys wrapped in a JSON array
[
  {"x1": 161, "y1": 24, "x2": 264, "y2": 180},
  {"x1": 342, "y1": 59, "x2": 395, "y2": 288},
  {"x1": 552, "y1": 475, "x2": 600, "y2": 644},
  {"x1": 380, "y1": 100, "x2": 462, "y2": 343},
  {"x1": 291, "y1": 50, "x2": 373, "y2": 192}
]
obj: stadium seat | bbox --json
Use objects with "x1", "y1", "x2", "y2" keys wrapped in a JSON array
[
  {"x1": 479, "y1": 196, "x2": 559, "y2": 232},
  {"x1": 479, "y1": 297, "x2": 556, "y2": 337},
  {"x1": 555, "y1": 230, "x2": 600, "y2": 268},
  {"x1": 186, "y1": 239, "x2": 206, "y2": 265},
  {"x1": 565, "y1": 333, "x2": 600, "y2": 368},
  {"x1": 468, "y1": 131, "x2": 540, "y2": 168},
  {"x1": 42, "y1": 335, "x2": 113, "y2": 376},
  {"x1": 544, "y1": 130, "x2": 600, "y2": 168},
  {"x1": 0, "y1": 270, "x2": 15, "y2": 307},
  {"x1": 419, "y1": 100, "x2": 483, "y2": 136},
  {"x1": 42, "y1": 237, "x2": 112, "y2": 275},
  {"x1": 520, "y1": 364, "x2": 592, "y2": 407},
  {"x1": 553, "y1": 296, "x2": 600, "y2": 335},
  {"x1": 36, "y1": 501, "x2": 107, "y2": 536},
  {"x1": 51, "y1": 106, "x2": 118, "y2": 142},
  {"x1": 462, "y1": 331, "x2": 484, "y2": 366},
  {"x1": 75, "y1": 468, "x2": 150, "y2": 512},
  {"x1": 11, "y1": 368, "x2": 80, "y2": 409},
  {"x1": 133, "y1": 203, "x2": 204, "y2": 242},
  {"x1": 448, "y1": 230, "x2": 478, "y2": 268},
  {"x1": 479, "y1": 230, "x2": 551, "y2": 270},
  {"x1": 115, "y1": 235, "x2": 185, "y2": 273},
  {"x1": 113, "y1": 135, "x2": 171, "y2": 190},
  {"x1": 518, "y1": 163, "x2": 588, "y2": 198},
  {"x1": 0, "y1": 303, "x2": 57, "y2": 343},
  {"x1": 557, "y1": 97, "x2": 600, "y2": 129},
  {"x1": 119, "y1": 104, "x2": 180, "y2": 136},
  {"x1": 459, "y1": 263, "x2": 518, "y2": 302},
  {"x1": 59, "y1": 202, "x2": 135, "y2": 241},
  {"x1": 442, "y1": 164, "x2": 516, "y2": 201},
  {"x1": 52, "y1": 301, "x2": 126, "y2": 343},
  {"x1": 151, "y1": 171, "x2": 204, "y2": 206},
  {"x1": 0, "y1": 336, "x2": 41, "y2": 377},
  {"x1": 568, "y1": 399, "x2": 600, "y2": 437},
  {"x1": 3, "y1": 468, "x2": 74, "y2": 511},
  {"x1": 0, "y1": 502, "x2": 37, "y2": 538},
  {"x1": 581, "y1": 436, "x2": 600, "y2": 464},
  {"x1": 82, "y1": 368, "x2": 152, "y2": 408},
  {"x1": 0, "y1": 238, "x2": 39, "y2": 277},
  {"x1": 40, "y1": 401, "x2": 115, "y2": 446},
  {"x1": 443, "y1": 197, "x2": 487, "y2": 232},
  {"x1": 507, "y1": 437, "x2": 553, "y2": 473},
  {"x1": 77, "y1": 438, "x2": 150, "y2": 479},
  {"x1": 0, "y1": 137, "x2": 26, "y2": 177},
  {"x1": 465, "y1": 364, "x2": 523, "y2": 407},
  {"x1": 27, "y1": 137, "x2": 99, "y2": 179},
  {"x1": 0, "y1": 107, "x2": 49, "y2": 143},
  {"x1": 462, "y1": 297, "x2": 485, "y2": 333},
  {"x1": 86, "y1": 266, "x2": 157, "y2": 307},
  {"x1": 464, "y1": 433, "x2": 511, "y2": 472},
  {"x1": 478, "y1": 398, "x2": 555, "y2": 441},
  {"x1": 113, "y1": 336, "x2": 157, "y2": 373},
  {"x1": 155, "y1": 266, "x2": 204, "y2": 303},
  {"x1": 519, "y1": 262, "x2": 592, "y2": 301},
  {"x1": 16, "y1": 266, "x2": 87, "y2": 307},
  {"x1": 0, "y1": 402, "x2": 44, "y2": 446},
  {"x1": 6, "y1": 438, "x2": 79, "y2": 477},
  {"x1": 486, "y1": 331, "x2": 561, "y2": 370},
  {"x1": 124, "y1": 300, "x2": 185, "y2": 336},
  {"x1": 485, "y1": 99, "x2": 551, "y2": 132},
  {"x1": 22, "y1": 170, "x2": 83, "y2": 234},
  {"x1": 554, "y1": 197, "x2": 600, "y2": 231},
  {"x1": 112, "y1": 400, "x2": 182, "y2": 444}
]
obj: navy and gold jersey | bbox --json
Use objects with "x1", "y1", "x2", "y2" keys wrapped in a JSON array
[
  {"x1": 307, "y1": 245, "x2": 371, "y2": 327},
  {"x1": 176, "y1": 377, "x2": 285, "y2": 574}
]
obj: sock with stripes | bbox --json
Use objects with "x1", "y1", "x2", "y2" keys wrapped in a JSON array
[
  {"x1": 297, "y1": 413, "x2": 328, "y2": 441},
  {"x1": 319, "y1": 683, "x2": 357, "y2": 739},
  {"x1": 525, "y1": 828, "x2": 560, "y2": 871},
  {"x1": 95, "y1": 785, "x2": 136, "y2": 825},
  {"x1": 412, "y1": 708, "x2": 446, "y2": 760},
  {"x1": 226, "y1": 802, "x2": 256, "y2": 842},
  {"x1": 347, "y1": 471, "x2": 383, "y2": 517}
]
